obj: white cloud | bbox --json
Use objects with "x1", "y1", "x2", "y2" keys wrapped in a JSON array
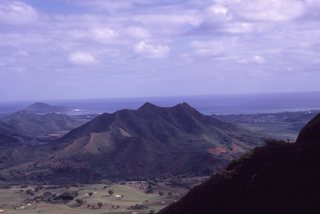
[
  {"x1": 1, "y1": 0, "x2": 320, "y2": 100},
  {"x1": 127, "y1": 27, "x2": 151, "y2": 39},
  {"x1": 91, "y1": 27, "x2": 117, "y2": 42},
  {"x1": 0, "y1": 1, "x2": 38, "y2": 24},
  {"x1": 223, "y1": 22, "x2": 253, "y2": 34},
  {"x1": 191, "y1": 41, "x2": 225, "y2": 57},
  {"x1": 206, "y1": 4, "x2": 232, "y2": 22},
  {"x1": 69, "y1": 52, "x2": 98, "y2": 65},
  {"x1": 72, "y1": 0, "x2": 135, "y2": 11},
  {"x1": 237, "y1": 55, "x2": 266, "y2": 64},
  {"x1": 67, "y1": 27, "x2": 117, "y2": 44},
  {"x1": 133, "y1": 13, "x2": 202, "y2": 26},
  {"x1": 225, "y1": 0, "x2": 305, "y2": 22},
  {"x1": 254, "y1": 55, "x2": 266, "y2": 64},
  {"x1": 208, "y1": 5, "x2": 228, "y2": 16},
  {"x1": 134, "y1": 41, "x2": 170, "y2": 58}
]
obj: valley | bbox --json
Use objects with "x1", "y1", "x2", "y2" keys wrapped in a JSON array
[
  {"x1": 212, "y1": 110, "x2": 320, "y2": 141},
  {"x1": 2, "y1": 1, "x2": 319, "y2": 212},
  {"x1": 0, "y1": 102, "x2": 319, "y2": 214},
  {"x1": 0, "y1": 177, "x2": 206, "y2": 214}
]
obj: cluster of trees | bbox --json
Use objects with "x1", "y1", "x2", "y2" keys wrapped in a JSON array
[
  {"x1": 76, "y1": 199, "x2": 105, "y2": 209},
  {"x1": 128, "y1": 203, "x2": 148, "y2": 210}
]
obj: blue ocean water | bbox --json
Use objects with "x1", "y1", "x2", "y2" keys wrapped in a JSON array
[{"x1": 1, "y1": 92, "x2": 320, "y2": 115}]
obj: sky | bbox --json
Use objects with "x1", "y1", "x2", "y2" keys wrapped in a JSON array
[{"x1": 0, "y1": 0, "x2": 320, "y2": 101}]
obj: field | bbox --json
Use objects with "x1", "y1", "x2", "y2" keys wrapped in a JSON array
[
  {"x1": 239, "y1": 122, "x2": 298, "y2": 142},
  {"x1": 0, "y1": 178, "x2": 206, "y2": 214}
]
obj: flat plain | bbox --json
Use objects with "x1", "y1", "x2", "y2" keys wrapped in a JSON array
[{"x1": 0, "y1": 178, "x2": 205, "y2": 214}]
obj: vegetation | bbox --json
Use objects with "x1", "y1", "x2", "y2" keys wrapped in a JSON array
[
  {"x1": 0, "y1": 181, "x2": 192, "y2": 213},
  {"x1": 107, "y1": 189, "x2": 114, "y2": 196}
]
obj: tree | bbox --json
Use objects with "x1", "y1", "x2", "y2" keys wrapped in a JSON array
[
  {"x1": 88, "y1": 192, "x2": 93, "y2": 197},
  {"x1": 108, "y1": 189, "x2": 114, "y2": 196},
  {"x1": 26, "y1": 189, "x2": 34, "y2": 196},
  {"x1": 97, "y1": 202, "x2": 103, "y2": 208},
  {"x1": 145, "y1": 183, "x2": 154, "y2": 194},
  {"x1": 75, "y1": 199, "x2": 84, "y2": 206}
]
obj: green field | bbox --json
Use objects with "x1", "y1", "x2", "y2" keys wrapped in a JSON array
[
  {"x1": 239, "y1": 122, "x2": 298, "y2": 142},
  {"x1": 0, "y1": 179, "x2": 205, "y2": 214}
]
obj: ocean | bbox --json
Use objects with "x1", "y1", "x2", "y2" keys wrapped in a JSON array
[{"x1": 1, "y1": 92, "x2": 320, "y2": 115}]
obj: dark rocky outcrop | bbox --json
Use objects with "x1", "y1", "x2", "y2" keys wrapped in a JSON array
[
  {"x1": 160, "y1": 114, "x2": 320, "y2": 214},
  {"x1": 296, "y1": 114, "x2": 320, "y2": 144}
]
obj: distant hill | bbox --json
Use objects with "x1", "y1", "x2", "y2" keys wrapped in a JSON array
[
  {"x1": 0, "y1": 122, "x2": 46, "y2": 170},
  {"x1": 0, "y1": 122, "x2": 22, "y2": 147},
  {"x1": 0, "y1": 103, "x2": 82, "y2": 170},
  {"x1": 7, "y1": 102, "x2": 263, "y2": 184},
  {"x1": 1, "y1": 110, "x2": 82, "y2": 137},
  {"x1": 160, "y1": 114, "x2": 320, "y2": 214},
  {"x1": 0, "y1": 118, "x2": 66, "y2": 170},
  {"x1": 24, "y1": 102, "x2": 70, "y2": 114}
]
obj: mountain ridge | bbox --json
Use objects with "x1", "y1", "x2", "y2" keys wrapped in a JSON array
[{"x1": 2, "y1": 102, "x2": 264, "y2": 184}]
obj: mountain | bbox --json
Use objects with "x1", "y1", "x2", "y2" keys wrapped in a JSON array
[
  {"x1": 8, "y1": 102, "x2": 263, "y2": 183},
  {"x1": 24, "y1": 102, "x2": 70, "y2": 114},
  {"x1": 160, "y1": 114, "x2": 320, "y2": 214},
  {"x1": 1, "y1": 110, "x2": 82, "y2": 137}
]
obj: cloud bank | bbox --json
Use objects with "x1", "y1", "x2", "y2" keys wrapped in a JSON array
[{"x1": 0, "y1": 0, "x2": 319, "y2": 100}]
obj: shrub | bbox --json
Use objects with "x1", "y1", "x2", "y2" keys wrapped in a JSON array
[
  {"x1": 97, "y1": 202, "x2": 103, "y2": 208},
  {"x1": 75, "y1": 199, "x2": 84, "y2": 206},
  {"x1": 108, "y1": 189, "x2": 114, "y2": 195},
  {"x1": 128, "y1": 204, "x2": 148, "y2": 210}
]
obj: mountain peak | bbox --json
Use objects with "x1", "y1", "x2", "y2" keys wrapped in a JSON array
[
  {"x1": 174, "y1": 102, "x2": 193, "y2": 109},
  {"x1": 171, "y1": 102, "x2": 200, "y2": 115},
  {"x1": 28, "y1": 102, "x2": 50, "y2": 108},
  {"x1": 138, "y1": 102, "x2": 160, "y2": 111},
  {"x1": 24, "y1": 102, "x2": 70, "y2": 114}
]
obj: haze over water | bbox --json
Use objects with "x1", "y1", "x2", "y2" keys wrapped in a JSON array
[{"x1": 1, "y1": 92, "x2": 320, "y2": 115}]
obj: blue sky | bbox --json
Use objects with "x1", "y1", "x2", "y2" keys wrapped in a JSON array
[{"x1": 0, "y1": 0, "x2": 320, "y2": 101}]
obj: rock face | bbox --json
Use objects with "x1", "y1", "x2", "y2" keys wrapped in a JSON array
[
  {"x1": 296, "y1": 113, "x2": 320, "y2": 144},
  {"x1": 15, "y1": 102, "x2": 263, "y2": 183},
  {"x1": 160, "y1": 114, "x2": 320, "y2": 214}
]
